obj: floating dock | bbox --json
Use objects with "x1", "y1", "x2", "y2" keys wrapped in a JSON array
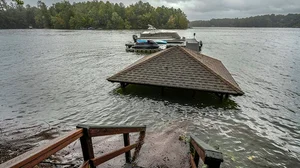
[
  {"x1": 166, "y1": 43, "x2": 186, "y2": 48},
  {"x1": 125, "y1": 43, "x2": 162, "y2": 53},
  {"x1": 125, "y1": 42, "x2": 182, "y2": 53},
  {"x1": 126, "y1": 48, "x2": 162, "y2": 53},
  {"x1": 125, "y1": 37, "x2": 202, "y2": 53}
]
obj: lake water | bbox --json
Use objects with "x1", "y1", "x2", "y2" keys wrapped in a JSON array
[{"x1": 0, "y1": 28, "x2": 300, "y2": 167}]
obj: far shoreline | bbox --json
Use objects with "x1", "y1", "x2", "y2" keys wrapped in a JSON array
[{"x1": 1, "y1": 27, "x2": 300, "y2": 31}]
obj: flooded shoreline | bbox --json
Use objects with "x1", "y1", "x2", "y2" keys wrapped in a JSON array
[{"x1": 0, "y1": 28, "x2": 300, "y2": 167}]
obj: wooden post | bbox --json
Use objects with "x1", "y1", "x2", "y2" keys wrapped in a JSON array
[
  {"x1": 120, "y1": 82, "x2": 126, "y2": 88},
  {"x1": 216, "y1": 93, "x2": 224, "y2": 101},
  {"x1": 132, "y1": 130, "x2": 146, "y2": 162},
  {"x1": 192, "y1": 90, "x2": 196, "y2": 98},
  {"x1": 225, "y1": 94, "x2": 229, "y2": 99},
  {"x1": 78, "y1": 127, "x2": 95, "y2": 168},
  {"x1": 123, "y1": 133, "x2": 131, "y2": 163},
  {"x1": 190, "y1": 134, "x2": 223, "y2": 168},
  {"x1": 190, "y1": 142, "x2": 199, "y2": 167},
  {"x1": 215, "y1": 93, "x2": 222, "y2": 101},
  {"x1": 194, "y1": 149, "x2": 200, "y2": 167},
  {"x1": 161, "y1": 87, "x2": 164, "y2": 96}
]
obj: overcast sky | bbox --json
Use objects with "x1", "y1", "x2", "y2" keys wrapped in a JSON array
[{"x1": 21, "y1": 0, "x2": 300, "y2": 20}]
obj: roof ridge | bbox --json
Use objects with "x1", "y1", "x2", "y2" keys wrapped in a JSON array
[
  {"x1": 179, "y1": 47, "x2": 243, "y2": 95},
  {"x1": 107, "y1": 47, "x2": 173, "y2": 81}
]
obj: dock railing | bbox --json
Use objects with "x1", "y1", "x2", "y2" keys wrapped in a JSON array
[
  {"x1": 189, "y1": 134, "x2": 224, "y2": 168},
  {"x1": 0, "y1": 124, "x2": 146, "y2": 168}
]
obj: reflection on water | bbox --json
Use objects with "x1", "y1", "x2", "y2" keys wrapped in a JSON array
[
  {"x1": 0, "y1": 28, "x2": 300, "y2": 167},
  {"x1": 115, "y1": 84, "x2": 238, "y2": 110}
]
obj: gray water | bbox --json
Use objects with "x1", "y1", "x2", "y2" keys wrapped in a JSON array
[{"x1": 0, "y1": 28, "x2": 300, "y2": 167}]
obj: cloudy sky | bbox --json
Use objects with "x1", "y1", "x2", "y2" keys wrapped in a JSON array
[{"x1": 21, "y1": 0, "x2": 300, "y2": 20}]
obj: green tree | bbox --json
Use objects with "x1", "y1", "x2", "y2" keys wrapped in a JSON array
[
  {"x1": 25, "y1": 5, "x2": 37, "y2": 27},
  {"x1": 0, "y1": 0, "x2": 190, "y2": 29},
  {"x1": 35, "y1": 0, "x2": 51, "y2": 28},
  {"x1": 109, "y1": 12, "x2": 124, "y2": 29},
  {"x1": 189, "y1": 14, "x2": 300, "y2": 28},
  {"x1": 13, "y1": 0, "x2": 24, "y2": 5},
  {"x1": 49, "y1": 1, "x2": 73, "y2": 29},
  {"x1": 166, "y1": 15, "x2": 176, "y2": 28}
]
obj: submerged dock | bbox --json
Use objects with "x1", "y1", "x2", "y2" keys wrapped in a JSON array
[{"x1": 109, "y1": 46, "x2": 244, "y2": 100}]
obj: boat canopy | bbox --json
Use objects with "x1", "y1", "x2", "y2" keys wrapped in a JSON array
[
  {"x1": 140, "y1": 30, "x2": 181, "y2": 39},
  {"x1": 147, "y1": 24, "x2": 156, "y2": 30}
]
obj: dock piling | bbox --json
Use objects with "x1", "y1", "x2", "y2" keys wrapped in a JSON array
[
  {"x1": 161, "y1": 87, "x2": 164, "y2": 96},
  {"x1": 192, "y1": 90, "x2": 196, "y2": 98},
  {"x1": 123, "y1": 133, "x2": 131, "y2": 163},
  {"x1": 121, "y1": 82, "x2": 128, "y2": 89}
]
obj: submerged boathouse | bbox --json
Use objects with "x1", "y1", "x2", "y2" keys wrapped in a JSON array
[{"x1": 107, "y1": 46, "x2": 244, "y2": 97}]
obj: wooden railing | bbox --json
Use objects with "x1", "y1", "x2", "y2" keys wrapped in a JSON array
[
  {"x1": 0, "y1": 124, "x2": 146, "y2": 168},
  {"x1": 189, "y1": 134, "x2": 223, "y2": 168},
  {"x1": 77, "y1": 124, "x2": 146, "y2": 168}
]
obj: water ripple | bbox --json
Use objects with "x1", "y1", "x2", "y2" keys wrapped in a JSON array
[{"x1": 0, "y1": 28, "x2": 300, "y2": 167}]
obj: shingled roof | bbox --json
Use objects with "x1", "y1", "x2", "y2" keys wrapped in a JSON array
[{"x1": 107, "y1": 46, "x2": 244, "y2": 95}]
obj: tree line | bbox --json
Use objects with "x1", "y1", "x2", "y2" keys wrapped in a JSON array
[
  {"x1": 0, "y1": 0, "x2": 189, "y2": 29},
  {"x1": 189, "y1": 14, "x2": 300, "y2": 28}
]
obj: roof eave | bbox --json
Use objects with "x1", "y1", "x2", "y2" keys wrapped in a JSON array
[{"x1": 107, "y1": 79, "x2": 245, "y2": 96}]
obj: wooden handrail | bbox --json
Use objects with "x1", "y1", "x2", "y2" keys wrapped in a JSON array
[
  {"x1": 0, "y1": 129, "x2": 83, "y2": 168},
  {"x1": 0, "y1": 125, "x2": 146, "y2": 168},
  {"x1": 76, "y1": 124, "x2": 146, "y2": 168},
  {"x1": 92, "y1": 143, "x2": 138, "y2": 166},
  {"x1": 77, "y1": 124, "x2": 146, "y2": 137},
  {"x1": 190, "y1": 134, "x2": 223, "y2": 168},
  {"x1": 132, "y1": 130, "x2": 146, "y2": 162}
]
